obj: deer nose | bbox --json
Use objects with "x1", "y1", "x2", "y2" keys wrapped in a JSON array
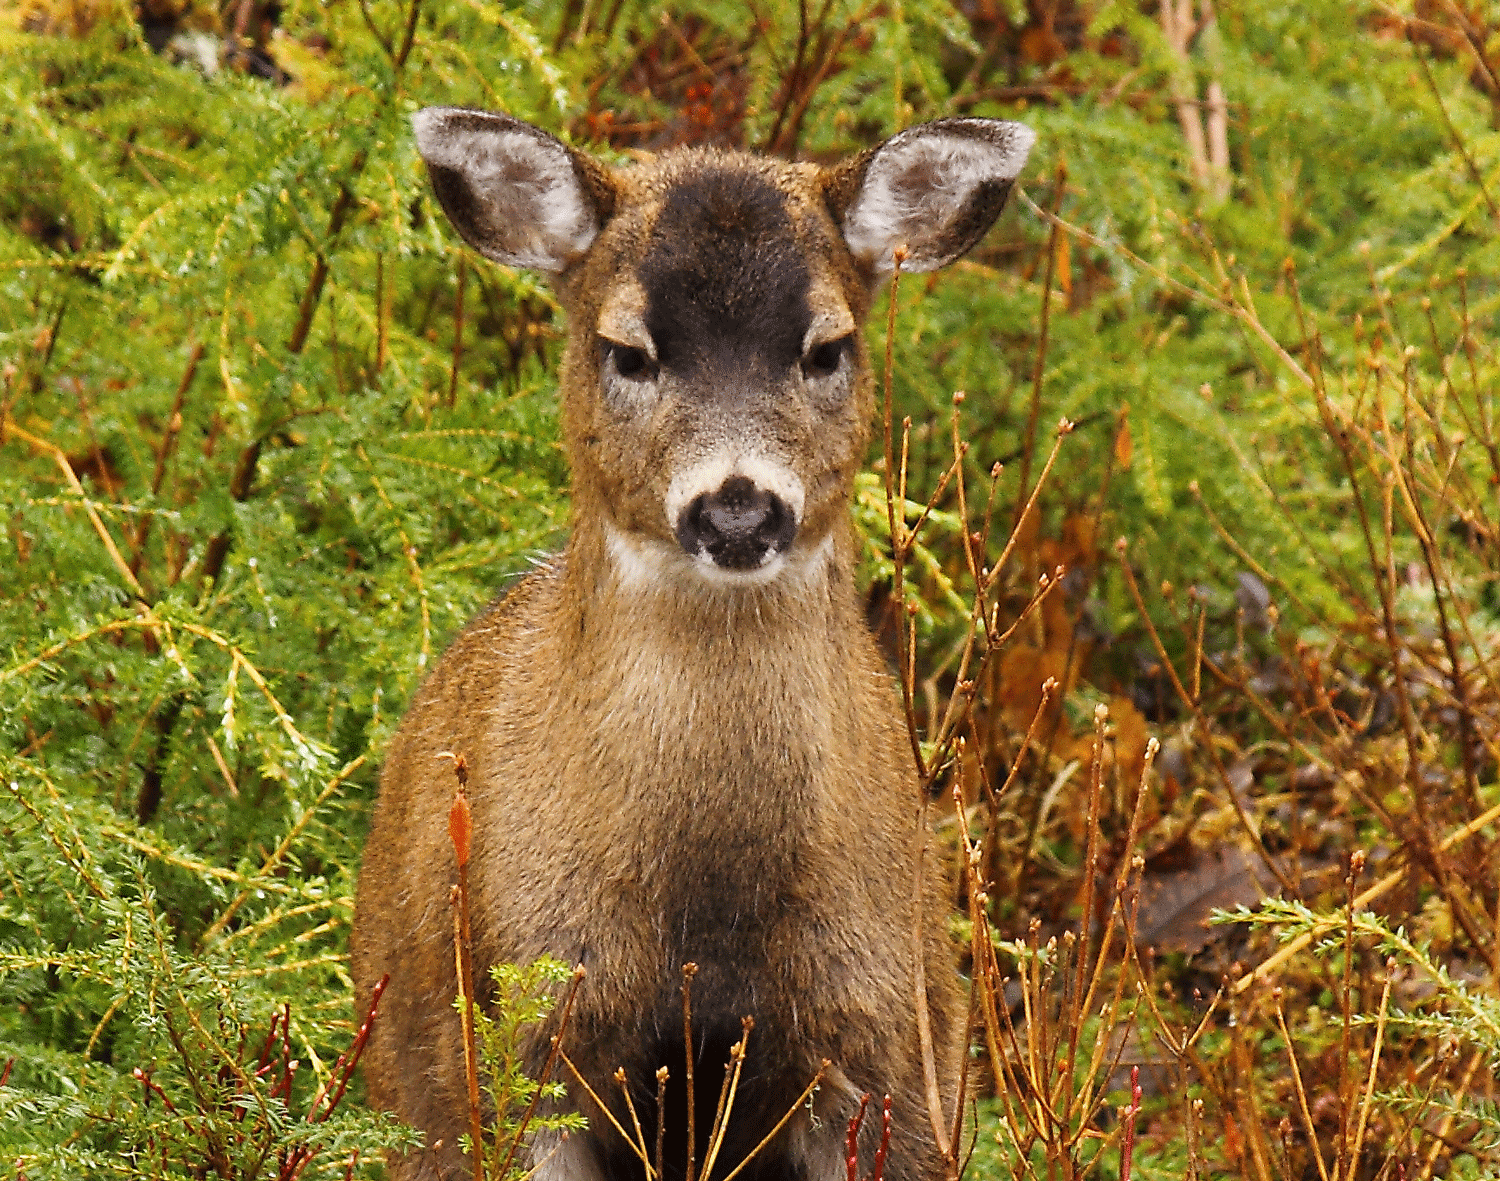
[{"x1": 675, "y1": 475, "x2": 799, "y2": 570}]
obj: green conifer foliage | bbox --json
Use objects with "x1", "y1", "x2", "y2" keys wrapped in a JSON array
[{"x1": 1, "y1": 3, "x2": 572, "y2": 1172}]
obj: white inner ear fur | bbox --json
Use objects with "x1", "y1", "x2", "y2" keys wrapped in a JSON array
[
  {"x1": 596, "y1": 280, "x2": 657, "y2": 359},
  {"x1": 843, "y1": 122, "x2": 1036, "y2": 273},
  {"x1": 411, "y1": 109, "x2": 598, "y2": 271},
  {"x1": 663, "y1": 451, "x2": 807, "y2": 536}
]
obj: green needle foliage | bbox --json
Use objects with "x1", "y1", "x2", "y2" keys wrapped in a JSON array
[
  {"x1": 461, "y1": 958, "x2": 587, "y2": 1180},
  {"x1": 2, "y1": 1, "x2": 572, "y2": 1174},
  {"x1": 1228, "y1": 900, "x2": 1500, "y2": 1162}
]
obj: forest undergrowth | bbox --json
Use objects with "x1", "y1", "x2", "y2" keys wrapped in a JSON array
[{"x1": 2, "y1": 0, "x2": 1498, "y2": 1177}]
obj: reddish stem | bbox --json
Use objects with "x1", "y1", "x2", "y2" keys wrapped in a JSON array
[
  {"x1": 846, "y1": 1094, "x2": 869, "y2": 1181},
  {"x1": 311, "y1": 973, "x2": 388, "y2": 1123},
  {"x1": 1119, "y1": 1065, "x2": 1141, "y2": 1181},
  {"x1": 873, "y1": 1095, "x2": 891, "y2": 1181}
]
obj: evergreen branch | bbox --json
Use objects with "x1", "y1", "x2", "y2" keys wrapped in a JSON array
[
  {"x1": 200, "y1": 755, "x2": 368, "y2": 946},
  {"x1": 3, "y1": 419, "x2": 146, "y2": 599}
]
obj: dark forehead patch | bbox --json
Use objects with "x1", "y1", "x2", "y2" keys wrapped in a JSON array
[{"x1": 638, "y1": 165, "x2": 811, "y2": 377}]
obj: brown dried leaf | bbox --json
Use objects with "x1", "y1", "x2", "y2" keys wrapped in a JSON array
[
  {"x1": 448, "y1": 786, "x2": 472, "y2": 869},
  {"x1": 1109, "y1": 694, "x2": 1150, "y2": 791},
  {"x1": 1135, "y1": 846, "x2": 1272, "y2": 956}
]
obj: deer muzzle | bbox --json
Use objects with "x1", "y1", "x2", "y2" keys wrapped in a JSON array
[{"x1": 674, "y1": 475, "x2": 799, "y2": 570}]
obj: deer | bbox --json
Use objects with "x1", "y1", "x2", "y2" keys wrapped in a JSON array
[{"x1": 352, "y1": 107, "x2": 1034, "y2": 1181}]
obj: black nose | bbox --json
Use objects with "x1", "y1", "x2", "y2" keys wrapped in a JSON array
[{"x1": 675, "y1": 476, "x2": 799, "y2": 570}]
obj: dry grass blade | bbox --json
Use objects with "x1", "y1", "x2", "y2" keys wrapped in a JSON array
[
  {"x1": 700, "y1": 1017, "x2": 753, "y2": 1181},
  {"x1": 1274, "y1": 989, "x2": 1331, "y2": 1181},
  {"x1": 1349, "y1": 961, "x2": 1394, "y2": 1175},
  {"x1": 614, "y1": 1069, "x2": 656, "y2": 1181}
]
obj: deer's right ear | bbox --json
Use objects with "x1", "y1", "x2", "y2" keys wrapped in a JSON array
[{"x1": 412, "y1": 107, "x2": 616, "y2": 273}]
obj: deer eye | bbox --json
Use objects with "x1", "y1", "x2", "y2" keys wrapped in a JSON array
[
  {"x1": 802, "y1": 335, "x2": 851, "y2": 380},
  {"x1": 601, "y1": 340, "x2": 657, "y2": 382}
]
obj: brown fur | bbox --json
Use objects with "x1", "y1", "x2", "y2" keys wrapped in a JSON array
[{"x1": 353, "y1": 111, "x2": 1032, "y2": 1181}]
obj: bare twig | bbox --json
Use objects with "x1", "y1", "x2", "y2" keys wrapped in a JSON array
[
  {"x1": 715, "y1": 1062, "x2": 829, "y2": 1181},
  {"x1": 1408, "y1": 27, "x2": 1499, "y2": 220},
  {"x1": 1349, "y1": 960, "x2": 1394, "y2": 1176},
  {"x1": 615, "y1": 1069, "x2": 657, "y2": 1181},
  {"x1": 1014, "y1": 162, "x2": 1066, "y2": 529},
  {"x1": 701, "y1": 1017, "x2": 753, "y2": 1181},
  {"x1": 131, "y1": 340, "x2": 204, "y2": 574},
  {"x1": 880, "y1": 246, "x2": 927, "y2": 781},
  {"x1": 495, "y1": 967, "x2": 587, "y2": 1181},
  {"x1": 655, "y1": 1067, "x2": 669, "y2": 1181},
  {"x1": 450, "y1": 253, "x2": 467, "y2": 408},
  {"x1": 1114, "y1": 537, "x2": 1295, "y2": 894},
  {"x1": 1119, "y1": 1066, "x2": 1141, "y2": 1181},
  {"x1": 682, "y1": 962, "x2": 699, "y2": 1181}
]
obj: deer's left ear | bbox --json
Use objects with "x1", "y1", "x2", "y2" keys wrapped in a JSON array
[{"x1": 824, "y1": 118, "x2": 1035, "y2": 274}]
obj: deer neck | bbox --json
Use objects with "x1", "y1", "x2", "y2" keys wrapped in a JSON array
[
  {"x1": 548, "y1": 513, "x2": 873, "y2": 799},
  {"x1": 541, "y1": 514, "x2": 882, "y2": 939}
]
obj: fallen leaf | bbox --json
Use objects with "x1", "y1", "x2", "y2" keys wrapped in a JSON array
[{"x1": 1134, "y1": 846, "x2": 1273, "y2": 956}]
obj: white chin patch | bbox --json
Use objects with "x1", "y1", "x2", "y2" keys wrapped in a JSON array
[{"x1": 606, "y1": 525, "x2": 832, "y2": 591}]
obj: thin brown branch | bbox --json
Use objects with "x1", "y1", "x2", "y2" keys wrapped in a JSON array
[
  {"x1": 1349, "y1": 960, "x2": 1394, "y2": 1175},
  {"x1": 700, "y1": 1017, "x2": 752, "y2": 1181},
  {"x1": 1114, "y1": 538, "x2": 1296, "y2": 894},
  {"x1": 393, "y1": 0, "x2": 423, "y2": 72},
  {"x1": 1160, "y1": 0, "x2": 1212, "y2": 192},
  {"x1": 682, "y1": 961, "x2": 699, "y2": 1181},
  {"x1": 614, "y1": 1069, "x2": 657, "y2": 1181},
  {"x1": 655, "y1": 1067, "x2": 669, "y2": 1181},
  {"x1": 496, "y1": 966, "x2": 587, "y2": 1181},
  {"x1": 561, "y1": 1050, "x2": 660, "y2": 1176},
  {"x1": 1234, "y1": 797, "x2": 1500, "y2": 994},
  {"x1": 1016, "y1": 189, "x2": 1316, "y2": 389},
  {"x1": 1409, "y1": 27, "x2": 1499, "y2": 220},
  {"x1": 1014, "y1": 162, "x2": 1065, "y2": 530},
  {"x1": 715, "y1": 1062, "x2": 829, "y2": 1181},
  {"x1": 881, "y1": 247, "x2": 927, "y2": 782},
  {"x1": 447, "y1": 760, "x2": 485, "y2": 1181},
  {"x1": 449, "y1": 252, "x2": 467, "y2": 408},
  {"x1": 909, "y1": 792, "x2": 951, "y2": 1164},
  {"x1": 131, "y1": 340, "x2": 204, "y2": 574}
]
